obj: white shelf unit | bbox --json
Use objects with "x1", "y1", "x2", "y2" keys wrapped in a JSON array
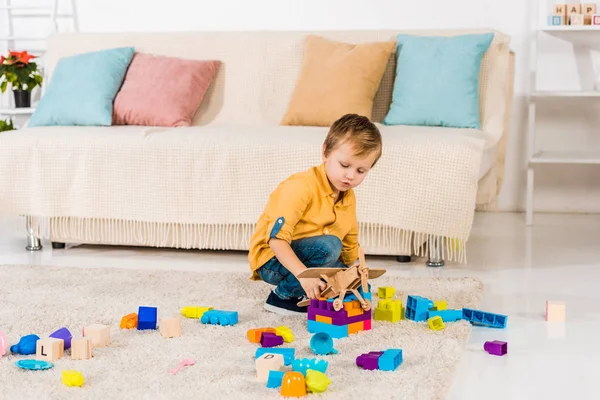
[{"x1": 526, "y1": 0, "x2": 600, "y2": 225}]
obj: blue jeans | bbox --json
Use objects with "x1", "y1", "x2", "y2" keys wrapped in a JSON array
[{"x1": 258, "y1": 235, "x2": 347, "y2": 299}]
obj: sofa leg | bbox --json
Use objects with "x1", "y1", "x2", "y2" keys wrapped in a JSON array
[
  {"x1": 25, "y1": 216, "x2": 43, "y2": 252},
  {"x1": 396, "y1": 255, "x2": 411, "y2": 263},
  {"x1": 426, "y1": 236, "x2": 444, "y2": 268},
  {"x1": 52, "y1": 242, "x2": 66, "y2": 249}
]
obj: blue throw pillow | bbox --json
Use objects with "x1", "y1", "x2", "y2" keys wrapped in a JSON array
[
  {"x1": 383, "y1": 33, "x2": 494, "y2": 129},
  {"x1": 28, "y1": 47, "x2": 135, "y2": 127}
]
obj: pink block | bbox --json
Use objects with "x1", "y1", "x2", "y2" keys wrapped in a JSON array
[{"x1": 364, "y1": 318, "x2": 372, "y2": 330}]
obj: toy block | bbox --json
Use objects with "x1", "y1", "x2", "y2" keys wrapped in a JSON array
[
  {"x1": 553, "y1": 4, "x2": 567, "y2": 17},
  {"x1": 571, "y1": 13, "x2": 585, "y2": 25},
  {"x1": 378, "y1": 349, "x2": 403, "y2": 371},
  {"x1": 49, "y1": 327, "x2": 72, "y2": 350},
  {"x1": 584, "y1": 4, "x2": 596, "y2": 24},
  {"x1": 138, "y1": 306, "x2": 158, "y2": 330},
  {"x1": 548, "y1": 15, "x2": 564, "y2": 25},
  {"x1": 433, "y1": 300, "x2": 447, "y2": 311},
  {"x1": 305, "y1": 369, "x2": 331, "y2": 393},
  {"x1": 374, "y1": 299, "x2": 402, "y2": 323},
  {"x1": 593, "y1": 14, "x2": 600, "y2": 25},
  {"x1": 200, "y1": 310, "x2": 238, "y2": 326},
  {"x1": 10, "y1": 334, "x2": 39, "y2": 355},
  {"x1": 308, "y1": 320, "x2": 348, "y2": 339},
  {"x1": 62, "y1": 370, "x2": 84, "y2": 387},
  {"x1": 356, "y1": 351, "x2": 384, "y2": 370},
  {"x1": 348, "y1": 321, "x2": 364, "y2": 334},
  {"x1": 377, "y1": 286, "x2": 395, "y2": 299},
  {"x1": 181, "y1": 306, "x2": 213, "y2": 319},
  {"x1": 83, "y1": 324, "x2": 110, "y2": 348},
  {"x1": 363, "y1": 318, "x2": 371, "y2": 331},
  {"x1": 159, "y1": 317, "x2": 182, "y2": 338},
  {"x1": 346, "y1": 306, "x2": 364, "y2": 317},
  {"x1": 120, "y1": 313, "x2": 138, "y2": 329},
  {"x1": 428, "y1": 309, "x2": 463, "y2": 322},
  {"x1": 256, "y1": 352, "x2": 284, "y2": 382},
  {"x1": 267, "y1": 370, "x2": 285, "y2": 388},
  {"x1": 567, "y1": 4, "x2": 582, "y2": 18},
  {"x1": 343, "y1": 300, "x2": 361, "y2": 311},
  {"x1": 428, "y1": 316, "x2": 445, "y2": 331},
  {"x1": 280, "y1": 371, "x2": 306, "y2": 397},
  {"x1": 546, "y1": 301, "x2": 566, "y2": 322},
  {"x1": 260, "y1": 332, "x2": 284, "y2": 348},
  {"x1": 405, "y1": 295, "x2": 434, "y2": 322},
  {"x1": 274, "y1": 326, "x2": 294, "y2": 343},
  {"x1": 316, "y1": 315, "x2": 332, "y2": 324},
  {"x1": 292, "y1": 357, "x2": 328, "y2": 376},
  {"x1": 36, "y1": 338, "x2": 64, "y2": 362},
  {"x1": 71, "y1": 338, "x2": 92, "y2": 360},
  {"x1": 484, "y1": 340, "x2": 507, "y2": 356},
  {"x1": 248, "y1": 328, "x2": 276, "y2": 343},
  {"x1": 256, "y1": 347, "x2": 295, "y2": 365},
  {"x1": 462, "y1": 308, "x2": 507, "y2": 328}
]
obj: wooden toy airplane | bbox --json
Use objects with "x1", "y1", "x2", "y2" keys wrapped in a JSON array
[{"x1": 296, "y1": 248, "x2": 386, "y2": 311}]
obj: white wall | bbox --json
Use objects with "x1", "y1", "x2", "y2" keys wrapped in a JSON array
[{"x1": 3, "y1": 0, "x2": 600, "y2": 213}]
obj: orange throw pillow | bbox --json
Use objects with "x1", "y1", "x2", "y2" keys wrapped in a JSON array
[{"x1": 281, "y1": 35, "x2": 395, "y2": 126}]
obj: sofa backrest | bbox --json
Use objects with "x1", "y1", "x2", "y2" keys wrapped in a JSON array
[{"x1": 45, "y1": 29, "x2": 510, "y2": 137}]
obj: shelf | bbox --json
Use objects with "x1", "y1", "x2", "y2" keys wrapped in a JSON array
[
  {"x1": 0, "y1": 36, "x2": 48, "y2": 41},
  {"x1": 531, "y1": 90, "x2": 600, "y2": 97},
  {"x1": 530, "y1": 150, "x2": 600, "y2": 165},
  {"x1": 0, "y1": 108, "x2": 36, "y2": 116},
  {"x1": 538, "y1": 25, "x2": 600, "y2": 31}
]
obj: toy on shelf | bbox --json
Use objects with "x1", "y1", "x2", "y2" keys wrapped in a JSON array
[
  {"x1": 83, "y1": 324, "x2": 110, "y2": 347},
  {"x1": 310, "y1": 332, "x2": 338, "y2": 355},
  {"x1": 49, "y1": 327, "x2": 72, "y2": 350},
  {"x1": 36, "y1": 338, "x2": 64, "y2": 362},
  {"x1": 120, "y1": 313, "x2": 138, "y2": 329},
  {"x1": 10, "y1": 334, "x2": 39, "y2": 355},
  {"x1": 296, "y1": 247, "x2": 386, "y2": 311},
  {"x1": 181, "y1": 306, "x2": 213, "y2": 319},
  {"x1": 427, "y1": 316, "x2": 445, "y2": 331},
  {"x1": 15, "y1": 359, "x2": 54, "y2": 370},
  {"x1": 138, "y1": 306, "x2": 158, "y2": 330},
  {"x1": 550, "y1": 3, "x2": 597, "y2": 26},
  {"x1": 462, "y1": 308, "x2": 507, "y2": 328},
  {"x1": 256, "y1": 353, "x2": 285, "y2": 382},
  {"x1": 356, "y1": 348, "x2": 403, "y2": 371},
  {"x1": 484, "y1": 340, "x2": 507, "y2": 356},
  {"x1": 200, "y1": 310, "x2": 238, "y2": 326},
  {"x1": 170, "y1": 358, "x2": 195, "y2": 375},
  {"x1": 256, "y1": 347, "x2": 295, "y2": 366},
  {"x1": 405, "y1": 295, "x2": 434, "y2": 322},
  {"x1": 62, "y1": 370, "x2": 85, "y2": 387},
  {"x1": 280, "y1": 371, "x2": 307, "y2": 397},
  {"x1": 546, "y1": 301, "x2": 566, "y2": 322},
  {"x1": 159, "y1": 317, "x2": 182, "y2": 338},
  {"x1": 260, "y1": 332, "x2": 284, "y2": 348},
  {"x1": 71, "y1": 338, "x2": 92, "y2": 360},
  {"x1": 594, "y1": 14, "x2": 600, "y2": 25},
  {"x1": 0, "y1": 331, "x2": 8, "y2": 358}
]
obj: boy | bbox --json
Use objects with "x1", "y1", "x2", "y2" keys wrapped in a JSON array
[{"x1": 248, "y1": 114, "x2": 383, "y2": 315}]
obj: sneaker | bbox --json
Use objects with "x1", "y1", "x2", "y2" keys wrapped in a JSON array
[{"x1": 264, "y1": 291, "x2": 308, "y2": 316}]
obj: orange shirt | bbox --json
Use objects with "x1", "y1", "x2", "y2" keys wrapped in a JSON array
[{"x1": 248, "y1": 163, "x2": 359, "y2": 280}]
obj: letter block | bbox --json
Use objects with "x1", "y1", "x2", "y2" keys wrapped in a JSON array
[
  {"x1": 71, "y1": 338, "x2": 92, "y2": 360},
  {"x1": 36, "y1": 338, "x2": 64, "y2": 362},
  {"x1": 594, "y1": 14, "x2": 600, "y2": 25},
  {"x1": 159, "y1": 317, "x2": 182, "y2": 338},
  {"x1": 256, "y1": 353, "x2": 284, "y2": 382},
  {"x1": 584, "y1": 4, "x2": 597, "y2": 24},
  {"x1": 83, "y1": 324, "x2": 110, "y2": 348},
  {"x1": 571, "y1": 13, "x2": 585, "y2": 25}
]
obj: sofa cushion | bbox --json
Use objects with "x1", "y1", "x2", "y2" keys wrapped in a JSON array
[
  {"x1": 28, "y1": 47, "x2": 135, "y2": 127},
  {"x1": 280, "y1": 35, "x2": 395, "y2": 127},
  {"x1": 113, "y1": 53, "x2": 220, "y2": 127},
  {"x1": 383, "y1": 33, "x2": 494, "y2": 129}
]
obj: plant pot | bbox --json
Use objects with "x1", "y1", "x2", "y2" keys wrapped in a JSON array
[{"x1": 13, "y1": 89, "x2": 31, "y2": 108}]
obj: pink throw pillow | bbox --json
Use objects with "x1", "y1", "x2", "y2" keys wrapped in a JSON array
[{"x1": 113, "y1": 53, "x2": 220, "y2": 127}]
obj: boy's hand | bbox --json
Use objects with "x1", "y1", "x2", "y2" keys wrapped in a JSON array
[{"x1": 298, "y1": 277, "x2": 325, "y2": 299}]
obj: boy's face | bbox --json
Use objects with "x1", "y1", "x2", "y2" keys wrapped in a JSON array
[{"x1": 322, "y1": 141, "x2": 378, "y2": 194}]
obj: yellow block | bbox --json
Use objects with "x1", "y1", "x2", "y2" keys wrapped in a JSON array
[
  {"x1": 377, "y1": 286, "x2": 396, "y2": 299},
  {"x1": 275, "y1": 325, "x2": 294, "y2": 343},
  {"x1": 181, "y1": 306, "x2": 214, "y2": 319},
  {"x1": 374, "y1": 299, "x2": 402, "y2": 323},
  {"x1": 428, "y1": 316, "x2": 445, "y2": 331},
  {"x1": 433, "y1": 300, "x2": 447, "y2": 311},
  {"x1": 316, "y1": 315, "x2": 332, "y2": 324}
]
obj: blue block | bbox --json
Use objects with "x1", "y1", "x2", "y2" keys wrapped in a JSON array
[
  {"x1": 307, "y1": 320, "x2": 348, "y2": 339},
  {"x1": 378, "y1": 349, "x2": 403, "y2": 371},
  {"x1": 200, "y1": 310, "x2": 238, "y2": 326},
  {"x1": 405, "y1": 295, "x2": 434, "y2": 321},
  {"x1": 428, "y1": 309, "x2": 463, "y2": 322},
  {"x1": 267, "y1": 370, "x2": 285, "y2": 388},
  {"x1": 547, "y1": 15, "x2": 563, "y2": 25},
  {"x1": 138, "y1": 306, "x2": 157, "y2": 330},
  {"x1": 256, "y1": 347, "x2": 295, "y2": 365},
  {"x1": 462, "y1": 308, "x2": 507, "y2": 329}
]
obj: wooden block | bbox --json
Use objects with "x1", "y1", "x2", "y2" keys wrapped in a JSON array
[
  {"x1": 255, "y1": 353, "x2": 284, "y2": 382},
  {"x1": 83, "y1": 324, "x2": 110, "y2": 348},
  {"x1": 554, "y1": 4, "x2": 567, "y2": 16},
  {"x1": 71, "y1": 338, "x2": 92, "y2": 360},
  {"x1": 315, "y1": 315, "x2": 332, "y2": 324},
  {"x1": 546, "y1": 301, "x2": 566, "y2": 322},
  {"x1": 593, "y1": 14, "x2": 600, "y2": 25},
  {"x1": 159, "y1": 317, "x2": 182, "y2": 338},
  {"x1": 36, "y1": 338, "x2": 64, "y2": 362},
  {"x1": 548, "y1": 15, "x2": 564, "y2": 25},
  {"x1": 583, "y1": 3, "x2": 596, "y2": 15},
  {"x1": 571, "y1": 13, "x2": 585, "y2": 25},
  {"x1": 567, "y1": 3, "x2": 582, "y2": 16}
]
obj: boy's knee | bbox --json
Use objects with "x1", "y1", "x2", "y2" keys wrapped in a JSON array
[{"x1": 320, "y1": 235, "x2": 342, "y2": 265}]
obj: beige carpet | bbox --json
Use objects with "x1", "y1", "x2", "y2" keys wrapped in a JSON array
[{"x1": 0, "y1": 265, "x2": 483, "y2": 400}]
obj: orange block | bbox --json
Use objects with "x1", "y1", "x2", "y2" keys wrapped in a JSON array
[
  {"x1": 316, "y1": 315, "x2": 332, "y2": 324},
  {"x1": 348, "y1": 321, "x2": 364, "y2": 334},
  {"x1": 120, "y1": 313, "x2": 138, "y2": 329},
  {"x1": 346, "y1": 307, "x2": 364, "y2": 317},
  {"x1": 343, "y1": 300, "x2": 361, "y2": 311},
  {"x1": 247, "y1": 328, "x2": 276, "y2": 343}
]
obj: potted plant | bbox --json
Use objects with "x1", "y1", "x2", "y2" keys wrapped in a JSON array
[
  {"x1": 0, "y1": 118, "x2": 15, "y2": 132},
  {"x1": 0, "y1": 51, "x2": 43, "y2": 108}
]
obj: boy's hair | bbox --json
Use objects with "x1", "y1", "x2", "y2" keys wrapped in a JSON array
[{"x1": 323, "y1": 114, "x2": 383, "y2": 166}]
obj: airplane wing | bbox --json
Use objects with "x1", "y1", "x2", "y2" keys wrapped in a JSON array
[
  {"x1": 367, "y1": 269, "x2": 387, "y2": 279},
  {"x1": 295, "y1": 268, "x2": 344, "y2": 279}
]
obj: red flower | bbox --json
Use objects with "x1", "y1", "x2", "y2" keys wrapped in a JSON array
[
  {"x1": 3, "y1": 51, "x2": 36, "y2": 65},
  {"x1": 0, "y1": 55, "x2": 4, "y2": 64}
]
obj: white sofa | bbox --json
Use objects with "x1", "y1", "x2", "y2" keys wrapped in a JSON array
[{"x1": 0, "y1": 29, "x2": 514, "y2": 264}]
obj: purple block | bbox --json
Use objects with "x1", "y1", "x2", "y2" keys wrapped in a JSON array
[
  {"x1": 356, "y1": 351, "x2": 384, "y2": 370},
  {"x1": 260, "y1": 332, "x2": 284, "y2": 348},
  {"x1": 49, "y1": 327, "x2": 72, "y2": 350},
  {"x1": 484, "y1": 340, "x2": 507, "y2": 356},
  {"x1": 309, "y1": 306, "x2": 371, "y2": 326}
]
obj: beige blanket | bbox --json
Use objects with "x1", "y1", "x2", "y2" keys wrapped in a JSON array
[{"x1": 0, "y1": 123, "x2": 483, "y2": 262}]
